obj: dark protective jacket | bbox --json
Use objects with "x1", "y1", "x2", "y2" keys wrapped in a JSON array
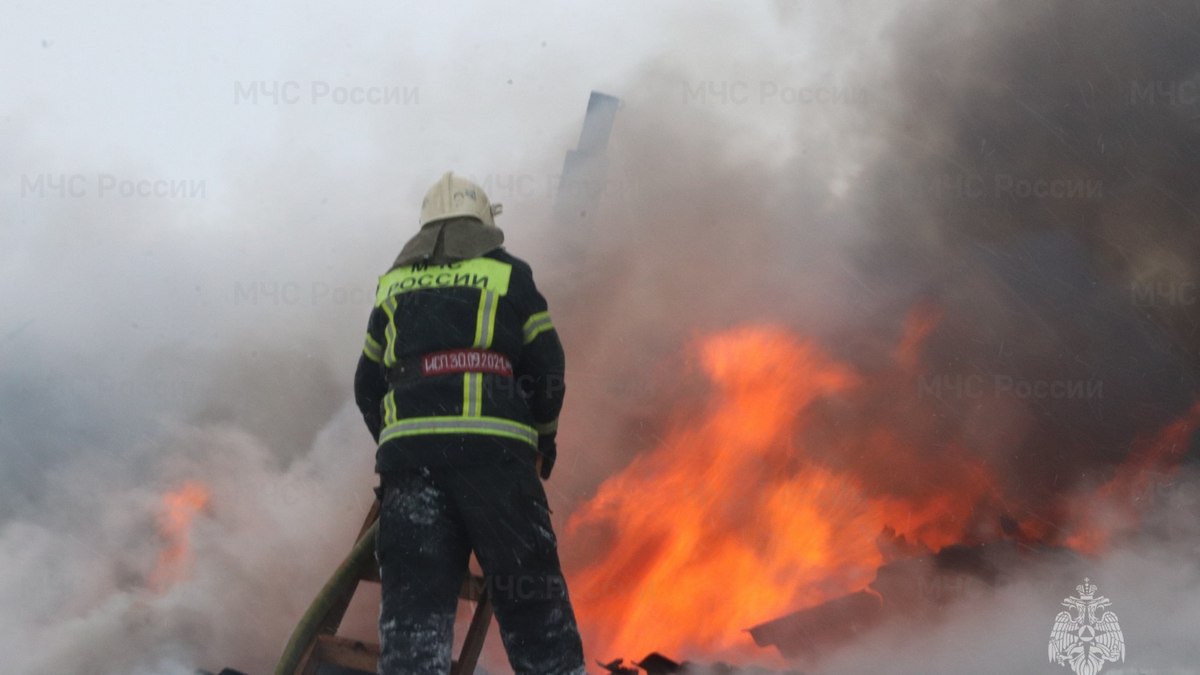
[{"x1": 354, "y1": 248, "x2": 564, "y2": 471}]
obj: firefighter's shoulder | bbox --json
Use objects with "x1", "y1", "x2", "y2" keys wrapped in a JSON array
[
  {"x1": 484, "y1": 248, "x2": 537, "y2": 280},
  {"x1": 485, "y1": 247, "x2": 528, "y2": 267}
]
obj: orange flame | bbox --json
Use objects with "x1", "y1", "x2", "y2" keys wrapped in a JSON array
[
  {"x1": 566, "y1": 323, "x2": 993, "y2": 662},
  {"x1": 149, "y1": 481, "x2": 210, "y2": 591},
  {"x1": 565, "y1": 312, "x2": 1200, "y2": 663}
]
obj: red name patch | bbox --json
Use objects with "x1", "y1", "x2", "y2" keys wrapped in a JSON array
[{"x1": 420, "y1": 349, "x2": 514, "y2": 377}]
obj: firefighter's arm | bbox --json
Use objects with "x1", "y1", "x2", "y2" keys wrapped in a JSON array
[
  {"x1": 519, "y1": 305, "x2": 565, "y2": 480},
  {"x1": 354, "y1": 307, "x2": 389, "y2": 443}
]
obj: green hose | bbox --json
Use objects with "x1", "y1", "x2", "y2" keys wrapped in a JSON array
[{"x1": 273, "y1": 520, "x2": 379, "y2": 675}]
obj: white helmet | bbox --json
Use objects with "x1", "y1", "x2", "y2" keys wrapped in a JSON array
[
  {"x1": 419, "y1": 171, "x2": 503, "y2": 226},
  {"x1": 393, "y1": 171, "x2": 506, "y2": 267}
]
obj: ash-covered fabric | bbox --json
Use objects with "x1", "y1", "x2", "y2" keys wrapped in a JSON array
[
  {"x1": 375, "y1": 459, "x2": 585, "y2": 675},
  {"x1": 354, "y1": 247, "x2": 565, "y2": 472},
  {"x1": 393, "y1": 216, "x2": 505, "y2": 268}
]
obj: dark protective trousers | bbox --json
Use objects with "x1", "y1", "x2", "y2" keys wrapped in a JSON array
[{"x1": 375, "y1": 458, "x2": 586, "y2": 675}]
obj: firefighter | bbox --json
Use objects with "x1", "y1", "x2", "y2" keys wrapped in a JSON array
[{"x1": 354, "y1": 172, "x2": 586, "y2": 675}]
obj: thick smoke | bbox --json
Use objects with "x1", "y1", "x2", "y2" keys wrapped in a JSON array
[
  {"x1": 560, "y1": 0, "x2": 1199, "y2": 518},
  {"x1": 556, "y1": 0, "x2": 1200, "y2": 670},
  {"x1": 849, "y1": 0, "x2": 1200, "y2": 505},
  {"x1": 2, "y1": 0, "x2": 1199, "y2": 673},
  {"x1": 814, "y1": 0, "x2": 1200, "y2": 669}
]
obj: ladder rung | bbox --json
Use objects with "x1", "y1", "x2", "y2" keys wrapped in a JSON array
[{"x1": 312, "y1": 634, "x2": 379, "y2": 673}]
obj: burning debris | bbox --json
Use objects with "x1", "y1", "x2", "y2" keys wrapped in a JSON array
[
  {"x1": 566, "y1": 319, "x2": 1007, "y2": 660},
  {"x1": 566, "y1": 314, "x2": 1200, "y2": 665},
  {"x1": 584, "y1": 441, "x2": 1200, "y2": 669},
  {"x1": 597, "y1": 652, "x2": 805, "y2": 675},
  {"x1": 747, "y1": 540, "x2": 1083, "y2": 660}
]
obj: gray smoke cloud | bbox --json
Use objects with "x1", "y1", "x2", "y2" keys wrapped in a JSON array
[
  {"x1": 2, "y1": 0, "x2": 1199, "y2": 673},
  {"x1": 555, "y1": 0, "x2": 1200, "y2": 671}
]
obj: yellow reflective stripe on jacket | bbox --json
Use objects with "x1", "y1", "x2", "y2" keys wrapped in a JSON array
[
  {"x1": 381, "y1": 297, "x2": 398, "y2": 367},
  {"x1": 534, "y1": 419, "x2": 558, "y2": 435},
  {"x1": 462, "y1": 372, "x2": 483, "y2": 417},
  {"x1": 461, "y1": 288, "x2": 500, "y2": 418},
  {"x1": 522, "y1": 311, "x2": 554, "y2": 344},
  {"x1": 383, "y1": 391, "x2": 397, "y2": 426},
  {"x1": 379, "y1": 416, "x2": 538, "y2": 446},
  {"x1": 363, "y1": 333, "x2": 384, "y2": 363},
  {"x1": 473, "y1": 290, "x2": 499, "y2": 349},
  {"x1": 375, "y1": 258, "x2": 512, "y2": 307}
]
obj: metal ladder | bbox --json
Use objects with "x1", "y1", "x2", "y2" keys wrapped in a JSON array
[{"x1": 274, "y1": 499, "x2": 494, "y2": 675}]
